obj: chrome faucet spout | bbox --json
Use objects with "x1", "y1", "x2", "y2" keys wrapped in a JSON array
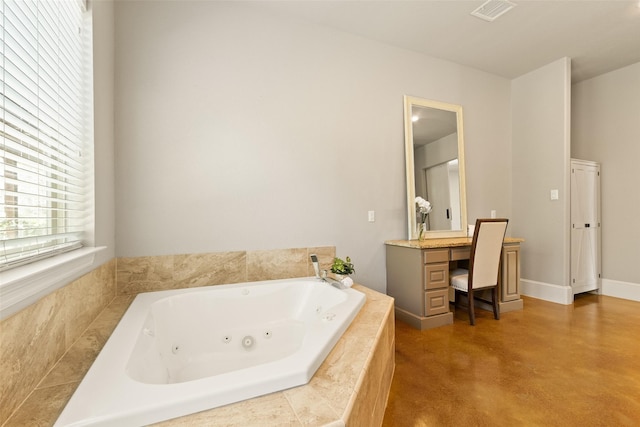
[
  {"x1": 322, "y1": 274, "x2": 347, "y2": 290},
  {"x1": 310, "y1": 254, "x2": 346, "y2": 289}
]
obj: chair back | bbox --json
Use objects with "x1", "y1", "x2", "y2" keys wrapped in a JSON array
[{"x1": 469, "y1": 219, "x2": 508, "y2": 290}]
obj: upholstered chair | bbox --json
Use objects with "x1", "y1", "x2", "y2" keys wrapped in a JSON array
[{"x1": 450, "y1": 218, "x2": 509, "y2": 325}]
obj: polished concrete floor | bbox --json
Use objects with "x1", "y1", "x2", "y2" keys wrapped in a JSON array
[{"x1": 382, "y1": 294, "x2": 640, "y2": 427}]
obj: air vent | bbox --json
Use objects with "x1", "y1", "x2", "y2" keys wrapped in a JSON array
[{"x1": 471, "y1": 0, "x2": 516, "y2": 22}]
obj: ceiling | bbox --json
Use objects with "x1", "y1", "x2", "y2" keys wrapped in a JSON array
[
  {"x1": 261, "y1": 0, "x2": 640, "y2": 83},
  {"x1": 412, "y1": 105, "x2": 457, "y2": 146}
]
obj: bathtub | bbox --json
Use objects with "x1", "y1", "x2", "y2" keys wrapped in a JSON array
[{"x1": 55, "y1": 277, "x2": 366, "y2": 426}]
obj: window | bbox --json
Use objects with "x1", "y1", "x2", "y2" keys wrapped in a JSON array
[{"x1": 1, "y1": 0, "x2": 90, "y2": 271}]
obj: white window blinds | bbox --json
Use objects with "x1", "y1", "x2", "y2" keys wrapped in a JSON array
[{"x1": 1, "y1": 0, "x2": 89, "y2": 270}]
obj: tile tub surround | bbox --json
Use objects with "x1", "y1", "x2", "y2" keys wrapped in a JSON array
[
  {"x1": 116, "y1": 246, "x2": 337, "y2": 295},
  {"x1": 2, "y1": 245, "x2": 332, "y2": 425},
  {"x1": 4, "y1": 284, "x2": 395, "y2": 426},
  {"x1": 0, "y1": 259, "x2": 116, "y2": 426}
]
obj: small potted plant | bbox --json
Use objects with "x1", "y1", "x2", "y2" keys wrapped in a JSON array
[{"x1": 331, "y1": 256, "x2": 355, "y2": 279}]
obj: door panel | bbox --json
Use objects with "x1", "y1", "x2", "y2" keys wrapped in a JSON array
[
  {"x1": 570, "y1": 161, "x2": 600, "y2": 294},
  {"x1": 425, "y1": 163, "x2": 451, "y2": 231}
]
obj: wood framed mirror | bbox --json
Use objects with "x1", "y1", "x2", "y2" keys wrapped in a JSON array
[{"x1": 404, "y1": 96, "x2": 468, "y2": 239}]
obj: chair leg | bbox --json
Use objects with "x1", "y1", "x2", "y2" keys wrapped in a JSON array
[
  {"x1": 468, "y1": 289, "x2": 476, "y2": 326},
  {"x1": 492, "y1": 287, "x2": 500, "y2": 320}
]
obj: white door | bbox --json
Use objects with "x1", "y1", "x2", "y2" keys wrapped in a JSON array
[
  {"x1": 425, "y1": 162, "x2": 451, "y2": 230},
  {"x1": 570, "y1": 160, "x2": 601, "y2": 295}
]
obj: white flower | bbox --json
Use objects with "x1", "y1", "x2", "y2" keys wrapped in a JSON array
[{"x1": 415, "y1": 196, "x2": 432, "y2": 214}]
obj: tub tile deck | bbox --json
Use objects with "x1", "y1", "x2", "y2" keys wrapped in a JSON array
[{"x1": 4, "y1": 286, "x2": 394, "y2": 427}]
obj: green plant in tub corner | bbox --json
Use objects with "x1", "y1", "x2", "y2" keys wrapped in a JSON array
[{"x1": 331, "y1": 256, "x2": 355, "y2": 275}]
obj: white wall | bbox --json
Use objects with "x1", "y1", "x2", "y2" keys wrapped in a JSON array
[
  {"x1": 512, "y1": 58, "x2": 573, "y2": 304},
  {"x1": 572, "y1": 61, "x2": 640, "y2": 295},
  {"x1": 113, "y1": 1, "x2": 512, "y2": 293}
]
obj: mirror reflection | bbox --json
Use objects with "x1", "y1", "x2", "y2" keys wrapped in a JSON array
[{"x1": 404, "y1": 96, "x2": 467, "y2": 239}]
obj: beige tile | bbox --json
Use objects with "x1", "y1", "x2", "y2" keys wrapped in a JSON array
[
  {"x1": 345, "y1": 369, "x2": 375, "y2": 427},
  {"x1": 283, "y1": 385, "x2": 340, "y2": 425},
  {"x1": 91, "y1": 258, "x2": 117, "y2": 297},
  {"x1": 174, "y1": 251, "x2": 247, "y2": 288},
  {"x1": 309, "y1": 285, "x2": 393, "y2": 420},
  {"x1": 116, "y1": 255, "x2": 175, "y2": 294},
  {"x1": 384, "y1": 306, "x2": 395, "y2": 352},
  {"x1": 246, "y1": 248, "x2": 308, "y2": 281},
  {"x1": 87, "y1": 295, "x2": 135, "y2": 337},
  {"x1": 38, "y1": 329, "x2": 106, "y2": 388},
  {"x1": 42, "y1": 294, "x2": 137, "y2": 390},
  {"x1": 363, "y1": 337, "x2": 391, "y2": 425},
  {"x1": 61, "y1": 259, "x2": 116, "y2": 347},
  {"x1": 375, "y1": 341, "x2": 395, "y2": 423},
  {"x1": 3, "y1": 382, "x2": 78, "y2": 427},
  {"x1": 307, "y1": 333, "x2": 370, "y2": 417},
  {"x1": 0, "y1": 291, "x2": 66, "y2": 425},
  {"x1": 344, "y1": 300, "x2": 394, "y2": 427},
  {"x1": 346, "y1": 300, "x2": 389, "y2": 348},
  {"x1": 152, "y1": 392, "x2": 301, "y2": 426}
]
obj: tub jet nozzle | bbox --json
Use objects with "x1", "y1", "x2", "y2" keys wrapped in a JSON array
[{"x1": 242, "y1": 335, "x2": 255, "y2": 350}]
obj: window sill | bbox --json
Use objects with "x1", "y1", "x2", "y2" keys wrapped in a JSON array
[{"x1": 0, "y1": 246, "x2": 107, "y2": 321}]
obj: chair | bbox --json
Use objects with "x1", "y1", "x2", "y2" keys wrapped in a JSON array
[{"x1": 450, "y1": 218, "x2": 509, "y2": 325}]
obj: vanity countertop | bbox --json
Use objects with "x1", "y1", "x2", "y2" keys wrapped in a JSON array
[{"x1": 385, "y1": 236, "x2": 524, "y2": 249}]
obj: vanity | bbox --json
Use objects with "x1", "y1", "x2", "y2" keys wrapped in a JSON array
[
  {"x1": 389, "y1": 95, "x2": 523, "y2": 329},
  {"x1": 385, "y1": 237, "x2": 523, "y2": 330}
]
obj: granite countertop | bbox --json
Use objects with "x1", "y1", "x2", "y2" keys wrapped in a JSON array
[
  {"x1": 385, "y1": 236, "x2": 524, "y2": 249},
  {"x1": 7, "y1": 284, "x2": 394, "y2": 427}
]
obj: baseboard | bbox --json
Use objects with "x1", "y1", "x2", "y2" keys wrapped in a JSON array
[
  {"x1": 520, "y1": 279, "x2": 573, "y2": 305},
  {"x1": 601, "y1": 278, "x2": 640, "y2": 302}
]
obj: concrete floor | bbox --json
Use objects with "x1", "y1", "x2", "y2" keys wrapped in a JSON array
[{"x1": 382, "y1": 294, "x2": 640, "y2": 426}]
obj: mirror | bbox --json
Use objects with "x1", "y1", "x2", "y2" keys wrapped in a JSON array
[{"x1": 404, "y1": 96, "x2": 468, "y2": 239}]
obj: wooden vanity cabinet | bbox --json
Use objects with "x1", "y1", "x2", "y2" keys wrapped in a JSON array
[
  {"x1": 500, "y1": 243, "x2": 520, "y2": 302},
  {"x1": 423, "y1": 249, "x2": 450, "y2": 316},
  {"x1": 386, "y1": 238, "x2": 523, "y2": 330},
  {"x1": 385, "y1": 246, "x2": 454, "y2": 329}
]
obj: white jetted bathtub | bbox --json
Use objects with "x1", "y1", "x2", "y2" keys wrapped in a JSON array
[{"x1": 55, "y1": 277, "x2": 366, "y2": 426}]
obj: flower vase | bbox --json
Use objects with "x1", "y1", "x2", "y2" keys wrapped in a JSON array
[{"x1": 418, "y1": 222, "x2": 427, "y2": 241}]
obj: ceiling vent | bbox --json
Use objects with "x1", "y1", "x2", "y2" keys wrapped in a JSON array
[{"x1": 471, "y1": 0, "x2": 516, "y2": 22}]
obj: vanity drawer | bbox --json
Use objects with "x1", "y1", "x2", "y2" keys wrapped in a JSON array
[
  {"x1": 424, "y1": 262, "x2": 449, "y2": 290},
  {"x1": 423, "y1": 249, "x2": 449, "y2": 264},
  {"x1": 450, "y1": 247, "x2": 470, "y2": 261},
  {"x1": 424, "y1": 289, "x2": 449, "y2": 316}
]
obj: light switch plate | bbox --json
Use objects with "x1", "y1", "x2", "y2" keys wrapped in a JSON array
[
  {"x1": 550, "y1": 189, "x2": 559, "y2": 200},
  {"x1": 368, "y1": 211, "x2": 375, "y2": 222}
]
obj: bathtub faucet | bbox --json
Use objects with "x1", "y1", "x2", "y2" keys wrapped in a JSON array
[
  {"x1": 310, "y1": 254, "x2": 347, "y2": 290},
  {"x1": 310, "y1": 254, "x2": 321, "y2": 279},
  {"x1": 322, "y1": 274, "x2": 347, "y2": 290}
]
